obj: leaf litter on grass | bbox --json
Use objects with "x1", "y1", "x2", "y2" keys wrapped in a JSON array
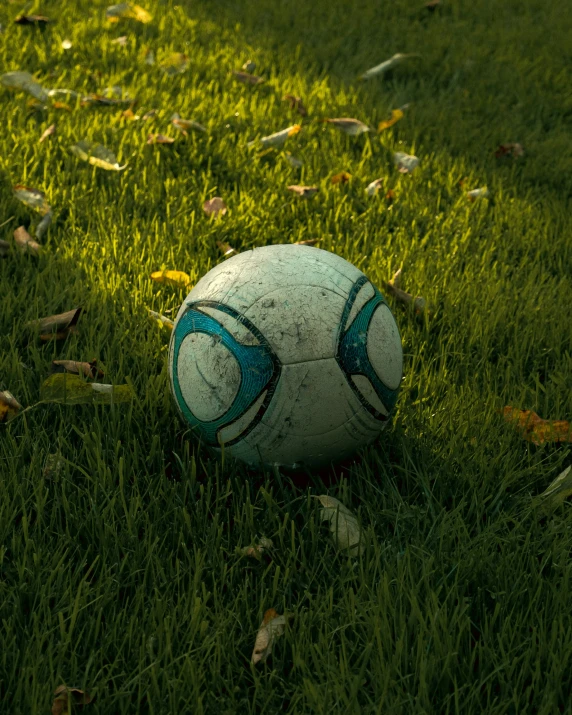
[
  {"x1": 51, "y1": 360, "x2": 104, "y2": 379},
  {"x1": 13, "y1": 226, "x2": 42, "y2": 256},
  {"x1": 150, "y1": 270, "x2": 192, "y2": 288},
  {"x1": 360, "y1": 53, "x2": 421, "y2": 80},
  {"x1": 70, "y1": 140, "x2": 127, "y2": 170},
  {"x1": 533, "y1": 466, "x2": 572, "y2": 512},
  {"x1": 249, "y1": 125, "x2": 301, "y2": 149},
  {"x1": 500, "y1": 407, "x2": 572, "y2": 445},
  {"x1": 314, "y1": 495, "x2": 363, "y2": 557},
  {"x1": 0, "y1": 391, "x2": 22, "y2": 423},
  {"x1": 147, "y1": 309, "x2": 174, "y2": 331},
  {"x1": 40, "y1": 374, "x2": 133, "y2": 405},
  {"x1": 51, "y1": 685, "x2": 93, "y2": 715},
  {"x1": 26, "y1": 308, "x2": 82, "y2": 341},
  {"x1": 203, "y1": 197, "x2": 227, "y2": 217},
  {"x1": 384, "y1": 268, "x2": 426, "y2": 314},
  {"x1": 322, "y1": 118, "x2": 370, "y2": 135},
  {"x1": 251, "y1": 608, "x2": 291, "y2": 665},
  {"x1": 106, "y1": 3, "x2": 152, "y2": 23}
]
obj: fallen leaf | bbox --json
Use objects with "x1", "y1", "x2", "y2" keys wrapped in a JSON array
[
  {"x1": 15, "y1": 14, "x2": 50, "y2": 25},
  {"x1": 287, "y1": 185, "x2": 318, "y2": 198},
  {"x1": 47, "y1": 88, "x2": 81, "y2": 100},
  {"x1": 534, "y1": 466, "x2": 572, "y2": 511},
  {"x1": 13, "y1": 226, "x2": 41, "y2": 256},
  {"x1": 239, "y1": 536, "x2": 273, "y2": 560},
  {"x1": 500, "y1": 407, "x2": 572, "y2": 445},
  {"x1": 141, "y1": 109, "x2": 158, "y2": 120},
  {"x1": 106, "y1": 3, "x2": 152, "y2": 23},
  {"x1": 385, "y1": 189, "x2": 396, "y2": 203},
  {"x1": 0, "y1": 239, "x2": 10, "y2": 257},
  {"x1": 43, "y1": 453, "x2": 66, "y2": 478},
  {"x1": 425, "y1": 0, "x2": 441, "y2": 9},
  {"x1": 111, "y1": 35, "x2": 128, "y2": 45},
  {"x1": 323, "y1": 117, "x2": 370, "y2": 135},
  {"x1": 282, "y1": 94, "x2": 307, "y2": 117},
  {"x1": 314, "y1": 495, "x2": 363, "y2": 557},
  {"x1": 217, "y1": 240, "x2": 237, "y2": 257},
  {"x1": 284, "y1": 153, "x2": 303, "y2": 168},
  {"x1": 251, "y1": 608, "x2": 289, "y2": 665},
  {"x1": 147, "y1": 133, "x2": 175, "y2": 144},
  {"x1": 39, "y1": 123, "x2": 56, "y2": 142},
  {"x1": 384, "y1": 268, "x2": 425, "y2": 314},
  {"x1": 143, "y1": 47, "x2": 155, "y2": 64},
  {"x1": 1, "y1": 71, "x2": 49, "y2": 102},
  {"x1": 0, "y1": 391, "x2": 22, "y2": 423},
  {"x1": 249, "y1": 125, "x2": 301, "y2": 149},
  {"x1": 27, "y1": 308, "x2": 82, "y2": 339},
  {"x1": 61, "y1": 39, "x2": 72, "y2": 50},
  {"x1": 171, "y1": 115, "x2": 207, "y2": 134},
  {"x1": 147, "y1": 309, "x2": 174, "y2": 331},
  {"x1": 393, "y1": 152, "x2": 419, "y2": 173},
  {"x1": 378, "y1": 108, "x2": 404, "y2": 132},
  {"x1": 81, "y1": 93, "x2": 132, "y2": 107},
  {"x1": 51, "y1": 360, "x2": 104, "y2": 379},
  {"x1": 203, "y1": 197, "x2": 227, "y2": 217},
  {"x1": 495, "y1": 143, "x2": 524, "y2": 159},
  {"x1": 360, "y1": 53, "x2": 421, "y2": 80},
  {"x1": 294, "y1": 238, "x2": 321, "y2": 246},
  {"x1": 13, "y1": 185, "x2": 51, "y2": 215},
  {"x1": 41, "y1": 374, "x2": 133, "y2": 405},
  {"x1": 121, "y1": 107, "x2": 139, "y2": 120},
  {"x1": 365, "y1": 178, "x2": 384, "y2": 196},
  {"x1": 36, "y1": 211, "x2": 52, "y2": 241},
  {"x1": 51, "y1": 685, "x2": 92, "y2": 715},
  {"x1": 233, "y1": 70, "x2": 264, "y2": 85},
  {"x1": 467, "y1": 186, "x2": 489, "y2": 201},
  {"x1": 242, "y1": 60, "x2": 256, "y2": 73},
  {"x1": 160, "y1": 53, "x2": 188, "y2": 75},
  {"x1": 331, "y1": 171, "x2": 351, "y2": 185},
  {"x1": 70, "y1": 140, "x2": 127, "y2": 171},
  {"x1": 150, "y1": 270, "x2": 192, "y2": 289}
]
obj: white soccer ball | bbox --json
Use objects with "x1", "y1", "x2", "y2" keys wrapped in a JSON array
[{"x1": 168, "y1": 244, "x2": 403, "y2": 468}]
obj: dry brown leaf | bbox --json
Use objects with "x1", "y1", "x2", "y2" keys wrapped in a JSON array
[
  {"x1": 287, "y1": 185, "x2": 318, "y2": 198},
  {"x1": 150, "y1": 270, "x2": 191, "y2": 289},
  {"x1": 425, "y1": 0, "x2": 441, "y2": 10},
  {"x1": 233, "y1": 70, "x2": 264, "y2": 85},
  {"x1": 323, "y1": 118, "x2": 370, "y2": 135},
  {"x1": 51, "y1": 360, "x2": 104, "y2": 379},
  {"x1": 283, "y1": 94, "x2": 307, "y2": 117},
  {"x1": 39, "y1": 123, "x2": 56, "y2": 142},
  {"x1": 495, "y1": 143, "x2": 524, "y2": 159},
  {"x1": 500, "y1": 407, "x2": 572, "y2": 445},
  {"x1": 314, "y1": 495, "x2": 363, "y2": 556},
  {"x1": 141, "y1": 109, "x2": 158, "y2": 120},
  {"x1": 121, "y1": 108, "x2": 139, "y2": 121},
  {"x1": 294, "y1": 238, "x2": 321, "y2": 246},
  {"x1": 216, "y1": 240, "x2": 237, "y2": 258},
  {"x1": 51, "y1": 685, "x2": 92, "y2": 715},
  {"x1": 15, "y1": 14, "x2": 50, "y2": 25},
  {"x1": 251, "y1": 608, "x2": 289, "y2": 665},
  {"x1": 203, "y1": 197, "x2": 227, "y2": 217},
  {"x1": 27, "y1": 308, "x2": 82, "y2": 340},
  {"x1": 331, "y1": 171, "x2": 351, "y2": 185},
  {"x1": 385, "y1": 189, "x2": 396, "y2": 203},
  {"x1": 239, "y1": 536, "x2": 273, "y2": 560},
  {"x1": 384, "y1": 269, "x2": 425, "y2": 314},
  {"x1": 147, "y1": 133, "x2": 175, "y2": 144},
  {"x1": 0, "y1": 391, "x2": 22, "y2": 423},
  {"x1": 13, "y1": 226, "x2": 41, "y2": 256}
]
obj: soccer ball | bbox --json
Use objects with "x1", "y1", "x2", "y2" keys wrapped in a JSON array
[{"x1": 168, "y1": 244, "x2": 403, "y2": 468}]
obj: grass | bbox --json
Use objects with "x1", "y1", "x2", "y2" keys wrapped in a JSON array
[{"x1": 1, "y1": 0, "x2": 572, "y2": 711}]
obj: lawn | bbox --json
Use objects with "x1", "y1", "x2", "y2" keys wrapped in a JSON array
[{"x1": 1, "y1": 0, "x2": 572, "y2": 712}]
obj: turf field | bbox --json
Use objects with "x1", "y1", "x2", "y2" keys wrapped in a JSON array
[{"x1": 1, "y1": 0, "x2": 572, "y2": 712}]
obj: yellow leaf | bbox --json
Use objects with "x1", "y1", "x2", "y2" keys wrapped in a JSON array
[
  {"x1": 0, "y1": 391, "x2": 22, "y2": 423},
  {"x1": 150, "y1": 270, "x2": 191, "y2": 289},
  {"x1": 378, "y1": 108, "x2": 404, "y2": 132},
  {"x1": 106, "y1": 3, "x2": 152, "y2": 23},
  {"x1": 251, "y1": 608, "x2": 289, "y2": 665},
  {"x1": 331, "y1": 171, "x2": 351, "y2": 185}
]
